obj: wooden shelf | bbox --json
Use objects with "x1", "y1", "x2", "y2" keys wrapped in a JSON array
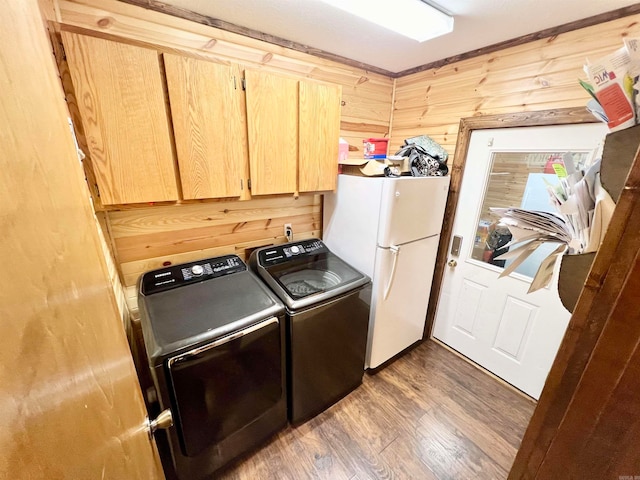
[{"x1": 558, "y1": 124, "x2": 640, "y2": 312}]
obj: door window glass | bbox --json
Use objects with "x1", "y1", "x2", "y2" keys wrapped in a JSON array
[{"x1": 471, "y1": 151, "x2": 591, "y2": 278}]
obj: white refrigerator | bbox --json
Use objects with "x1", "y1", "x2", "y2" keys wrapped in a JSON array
[{"x1": 323, "y1": 174, "x2": 450, "y2": 368}]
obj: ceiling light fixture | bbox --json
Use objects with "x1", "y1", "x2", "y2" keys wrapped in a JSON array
[{"x1": 320, "y1": 0, "x2": 454, "y2": 43}]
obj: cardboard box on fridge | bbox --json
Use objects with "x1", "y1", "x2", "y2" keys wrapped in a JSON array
[{"x1": 339, "y1": 157, "x2": 410, "y2": 177}]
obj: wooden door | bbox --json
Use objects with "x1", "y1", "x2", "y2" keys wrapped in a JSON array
[
  {"x1": 433, "y1": 124, "x2": 607, "y2": 399},
  {"x1": 62, "y1": 32, "x2": 178, "y2": 205},
  {"x1": 298, "y1": 80, "x2": 341, "y2": 192},
  {"x1": 245, "y1": 70, "x2": 298, "y2": 195},
  {"x1": 164, "y1": 55, "x2": 248, "y2": 200},
  {"x1": 0, "y1": 2, "x2": 164, "y2": 478}
]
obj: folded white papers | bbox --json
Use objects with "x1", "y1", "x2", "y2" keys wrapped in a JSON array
[{"x1": 491, "y1": 160, "x2": 614, "y2": 293}]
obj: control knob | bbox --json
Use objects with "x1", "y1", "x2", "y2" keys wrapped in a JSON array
[
  {"x1": 191, "y1": 264, "x2": 204, "y2": 276},
  {"x1": 290, "y1": 245, "x2": 300, "y2": 254}
]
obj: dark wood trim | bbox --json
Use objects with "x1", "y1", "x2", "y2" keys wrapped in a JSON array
[
  {"x1": 116, "y1": 0, "x2": 396, "y2": 77},
  {"x1": 396, "y1": 5, "x2": 640, "y2": 77},
  {"x1": 116, "y1": 1, "x2": 640, "y2": 78},
  {"x1": 424, "y1": 107, "x2": 596, "y2": 341},
  {"x1": 509, "y1": 128, "x2": 640, "y2": 478}
]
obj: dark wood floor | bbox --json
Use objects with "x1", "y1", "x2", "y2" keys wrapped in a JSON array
[{"x1": 218, "y1": 340, "x2": 536, "y2": 480}]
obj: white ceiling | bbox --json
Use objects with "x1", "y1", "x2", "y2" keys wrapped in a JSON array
[{"x1": 158, "y1": 0, "x2": 638, "y2": 74}]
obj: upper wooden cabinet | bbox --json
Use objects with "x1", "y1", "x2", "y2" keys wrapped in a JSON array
[
  {"x1": 244, "y1": 70, "x2": 299, "y2": 196},
  {"x1": 164, "y1": 54, "x2": 248, "y2": 200},
  {"x1": 298, "y1": 80, "x2": 342, "y2": 192},
  {"x1": 62, "y1": 32, "x2": 178, "y2": 205},
  {"x1": 62, "y1": 33, "x2": 342, "y2": 204}
]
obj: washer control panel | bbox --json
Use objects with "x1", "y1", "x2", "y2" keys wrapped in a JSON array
[
  {"x1": 141, "y1": 255, "x2": 246, "y2": 295},
  {"x1": 259, "y1": 239, "x2": 328, "y2": 266}
]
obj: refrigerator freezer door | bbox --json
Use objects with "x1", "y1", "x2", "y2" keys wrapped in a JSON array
[
  {"x1": 323, "y1": 175, "x2": 384, "y2": 278},
  {"x1": 377, "y1": 176, "x2": 450, "y2": 248},
  {"x1": 367, "y1": 235, "x2": 440, "y2": 368}
]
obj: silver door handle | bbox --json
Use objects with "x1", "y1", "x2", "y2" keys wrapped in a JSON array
[
  {"x1": 167, "y1": 317, "x2": 279, "y2": 369},
  {"x1": 148, "y1": 409, "x2": 173, "y2": 438},
  {"x1": 383, "y1": 245, "x2": 400, "y2": 300}
]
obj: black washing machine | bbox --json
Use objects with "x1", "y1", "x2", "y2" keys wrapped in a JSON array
[
  {"x1": 250, "y1": 239, "x2": 371, "y2": 424},
  {"x1": 138, "y1": 255, "x2": 287, "y2": 480}
]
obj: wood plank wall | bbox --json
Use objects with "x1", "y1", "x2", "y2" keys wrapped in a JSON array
[
  {"x1": 390, "y1": 14, "x2": 640, "y2": 158},
  {"x1": 56, "y1": 0, "x2": 393, "y2": 155},
  {"x1": 53, "y1": 1, "x2": 640, "y2": 316},
  {"x1": 480, "y1": 153, "x2": 531, "y2": 222},
  {"x1": 54, "y1": 0, "x2": 394, "y2": 313},
  {"x1": 109, "y1": 195, "x2": 322, "y2": 311}
]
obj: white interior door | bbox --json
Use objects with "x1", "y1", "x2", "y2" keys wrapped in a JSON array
[{"x1": 432, "y1": 123, "x2": 608, "y2": 399}]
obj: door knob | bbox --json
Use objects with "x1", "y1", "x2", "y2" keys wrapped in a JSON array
[
  {"x1": 148, "y1": 409, "x2": 173, "y2": 438},
  {"x1": 447, "y1": 259, "x2": 457, "y2": 267}
]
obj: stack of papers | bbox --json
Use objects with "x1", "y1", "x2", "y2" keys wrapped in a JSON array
[
  {"x1": 489, "y1": 208, "x2": 569, "y2": 293},
  {"x1": 490, "y1": 160, "x2": 615, "y2": 293}
]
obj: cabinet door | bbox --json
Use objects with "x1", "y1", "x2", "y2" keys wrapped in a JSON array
[
  {"x1": 164, "y1": 55, "x2": 248, "y2": 199},
  {"x1": 245, "y1": 70, "x2": 298, "y2": 195},
  {"x1": 299, "y1": 81, "x2": 342, "y2": 192},
  {"x1": 62, "y1": 32, "x2": 178, "y2": 205}
]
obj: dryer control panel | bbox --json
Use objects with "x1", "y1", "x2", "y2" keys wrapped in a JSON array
[
  {"x1": 141, "y1": 255, "x2": 246, "y2": 295},
  {"x1": 258, "y1": 239, "x2": 328, "y2": 266}
]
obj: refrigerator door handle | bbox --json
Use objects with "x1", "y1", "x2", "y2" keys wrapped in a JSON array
[{"x1": 383, "y1": 245, "x2": 400, "y2": 300}]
